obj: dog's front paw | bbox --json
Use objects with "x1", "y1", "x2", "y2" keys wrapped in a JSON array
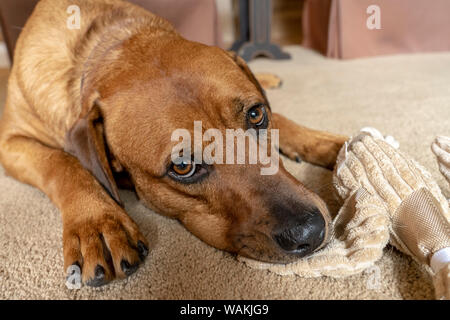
[
  {"x1": 63, "y1": 208, "x2": 149, "y2": 288},
  {"x1": 278, "y1": 146, "x2": 303, "y2": 164}
]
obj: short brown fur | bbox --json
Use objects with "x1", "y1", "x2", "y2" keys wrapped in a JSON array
[{"x1": 0, "y1": 0, "x2": 347, "y2": 286}]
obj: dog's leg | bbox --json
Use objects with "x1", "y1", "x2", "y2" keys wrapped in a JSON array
[
  {"x1": 0, "y1": 134, "x2": 149, "y2": 286},
  {"x1": 272, "y1": 113, "x2": 348, "y2": 170}
]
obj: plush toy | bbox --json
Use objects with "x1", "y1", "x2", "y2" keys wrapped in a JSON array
[
  {"x1": 432, "y1": 135, "x2": 450, "y2": 188},
  {"x1": 241, "y1": 129, "x2": 450, "y2": 300}
]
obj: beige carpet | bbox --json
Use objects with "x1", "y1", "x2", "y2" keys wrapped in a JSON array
[{"x1": 0, "y1": 46, "x2": 449, "y2": 299}]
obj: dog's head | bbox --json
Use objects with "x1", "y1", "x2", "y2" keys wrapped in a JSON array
[{"x1": 66, "y1": 36, "x2": 331, "y2": 263}]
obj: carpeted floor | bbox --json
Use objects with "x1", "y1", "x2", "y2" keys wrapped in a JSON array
[{"x1": 0, "y1": 46, "x2": 449, "y2": 299}]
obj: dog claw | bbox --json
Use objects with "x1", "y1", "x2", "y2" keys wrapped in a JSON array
[
  {"x1": 137, "y1": 240, "x2": 149, "y2": 260},
  {"x1": 121, "y1": 259, "x2": 139, "y2": 276},
  {"x1": 86, "y1": 264, "x2": 107, "y2": 287}
]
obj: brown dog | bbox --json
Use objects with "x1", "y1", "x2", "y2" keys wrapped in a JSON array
[{"x1": 0, "y1": 0, "x2": 347, "y2": 287}]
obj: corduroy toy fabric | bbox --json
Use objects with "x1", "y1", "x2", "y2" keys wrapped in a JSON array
[{"x1": 241, "y1": 129, "x2": 450, "y2": 300}]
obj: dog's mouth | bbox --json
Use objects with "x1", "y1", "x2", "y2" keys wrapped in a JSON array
[{"x1": 237, "y1": 243, "x2": 322, "y2": 264}]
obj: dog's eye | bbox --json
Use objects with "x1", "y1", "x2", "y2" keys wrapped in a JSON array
[
  {"x1": 247, "y1": 104, "x2": 267, "y2": 128},
  {"x1": 168, "y1": 160, "x2": 209, "y2": 184},
  {"x1": 171, "y1": 160, "x2": 195, "y2": 177}
]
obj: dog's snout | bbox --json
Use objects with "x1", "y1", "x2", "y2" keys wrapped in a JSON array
[{"x1": 273, "y1": 209, "x2": 326, "y2": 256}]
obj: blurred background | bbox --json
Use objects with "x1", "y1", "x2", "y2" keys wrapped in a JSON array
[
  {"x1": 2, "y1": 0, "x2": 450, "y2": 66},
  {"x1": 0, "y1": 0, "x2": 305, "y2": 67}
]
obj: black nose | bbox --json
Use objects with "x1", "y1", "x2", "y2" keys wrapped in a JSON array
[{"x1": 273, "y1": 211, "x2": 326, "y2": 255}]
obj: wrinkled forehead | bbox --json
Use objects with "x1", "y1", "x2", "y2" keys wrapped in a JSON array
[
  {"x1": 112, "y1": 44, "x2": 265, "y2": 174},
  {"x1": 166, "y1": 49, "x2": 262, "y2": 101}
]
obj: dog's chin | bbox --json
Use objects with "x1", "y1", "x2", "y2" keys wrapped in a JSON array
[{"x1": 237, "y1": 244, "x2": 322, "y2": 264}]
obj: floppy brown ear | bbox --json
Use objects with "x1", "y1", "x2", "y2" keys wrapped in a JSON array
[
  {"x1": 227, "y1": 51, "x2": 268, "y2": 103},
  {"x1": 64, "y1": 101, "x2": 122, "y2": 205}
]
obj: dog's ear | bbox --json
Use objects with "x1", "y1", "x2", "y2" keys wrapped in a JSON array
[
  {"x1": 227, "y1": 51, "x2": 268, "y2": 102},
  {"x1": 64, "y1": 101, "x2": 122, "y2": 205}
]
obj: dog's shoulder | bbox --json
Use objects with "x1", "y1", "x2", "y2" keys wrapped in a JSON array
[{"x1": 8, "y1": 0, "x2": 174, "y2": 146}]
